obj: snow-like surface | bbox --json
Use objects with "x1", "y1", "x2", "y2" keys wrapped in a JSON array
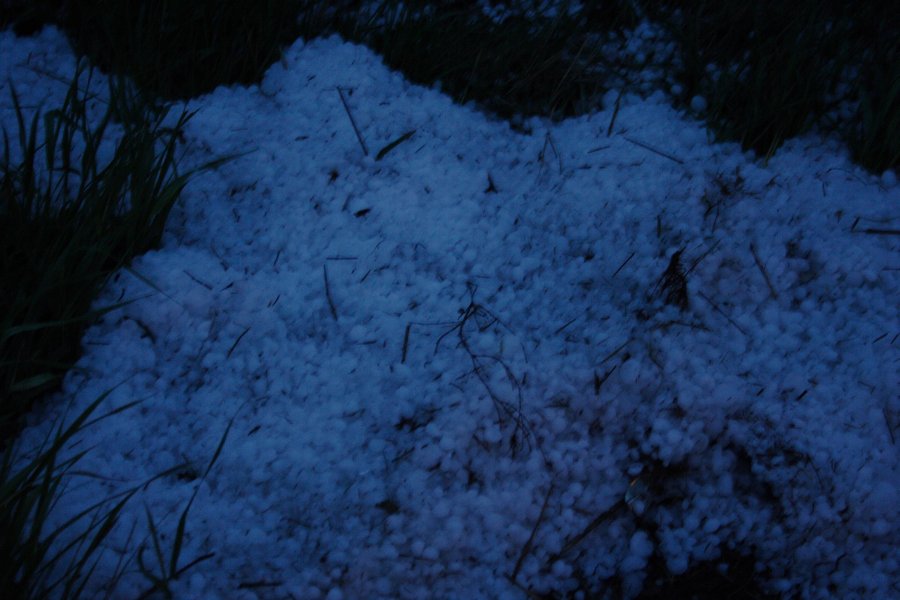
[{"x1": 3, "y1": 26, "x2": 898, "y2": 599}]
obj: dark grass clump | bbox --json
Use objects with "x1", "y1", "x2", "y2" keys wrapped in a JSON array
[
  {"x1": 2, "y1": 1, "x2": 312, "y2": 101},
  {"x1": 0, "y1": 393, "x2": 148, "y2": 600},
  {"x1": 332, "y1": 1, "x2": 638, "y2": 121},
  {"x1": 1, "y1": 389, "x2": 233, "y2": 599},
  {"x1": 648, "y1": 0, "x2": 899, "y2": 172},
  {"x1": 841, "y1": 16, "x2": 899, "y2": 173},
  {"x1": 650, "y1": 0, "x2": 845, "y2": 157},
  {"x1": 0, "y1": 0, "x2": 65, "y2": 35},
  {"x1": 0, "y1": 66, "x2": 225, "y2": 441},
  {"x1": 55, "y1": 0, "x2": 305, "y2": 100},
  {"x1": 637, "y1": 547, "x2": 778, "y2": 600},
  {"x1": 1, "y1": 394, "x2": 125, "y2": 600},
  {"x1": 312, "y1": 0, "x2": 900, "y2": 171}
]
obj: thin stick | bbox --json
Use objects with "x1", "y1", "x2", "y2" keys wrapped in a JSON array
[
  {"x1": 698, "y1": 290, "x2": 747, "y2": 336},
  {"x1": 336, "y1": 87, "x2": 368, "y2": 157},
  {"x1": 607, "y1": 89, "x2": 623, "y2": 137},
  {"x1": 226, "y1": 327, "x2": 251, "y2": 359},
  {"x1": 546, "y1": 132, "x2": 562, "y2": 173},
  {"x1": 857, "y1": 228, "x2": 900, "y2": 236},
  {"x1": 883, "y1": 408, "x2": 895, "y2": 445},
  {"x1": 552, "y1": 500, "x2": 625, "y2": 560},
  {"x1": 749, "y1": 243, "x2": 778, "y2": 300},
  {"x1": 600, "y1": 339, "x2": 629, "y2": 364},
  {"x1": 323, "y1": 264, "x2": 338, "y2": 321},
  {"x1": 554, "y1": 316, "x2": 578, "y2": 335},
  {"x1": 401, "y1": 323, "x2": 411, "y2": 363},
  {"x1": 594, "y1": 366, "x2": 615, "y2": 396},
  {"x1": 238, "y1": 580, "x2": 285, "y2": 590},
  {"x1": 686, "y1": 240, "x2": 720, "y2": 275},
  {"x1": 612, "y1": 251, "x2": 635, "y2": 277},
  {"x1": 511, "y1": 484, "x2": 554, "y2": 581},
  {"x1": 622, "y1": 135, "x2": 684, "y2": 164},
  {"x1": 182, "y1": 270, "x2": 213, "y2": 290}
]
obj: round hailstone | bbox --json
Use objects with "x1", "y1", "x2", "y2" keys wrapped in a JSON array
[
  {"x1": 881, "y1": 169, "x2": 897, "y2": 187},
  {"x1": 348, "y1": 324, "x2": 367, "y2": 342},
  {"x1": 690, "y1": 95, "x2": 708, "y2": 113}
]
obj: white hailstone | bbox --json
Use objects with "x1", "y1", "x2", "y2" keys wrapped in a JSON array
[
  {"x1": 630, "y1": 530, "x2": 653, "y2": 558},
  {"x1": 439, "y1": 434, "x2": 457, "y2": 451},
  {"x1": 703, "y1": 517, "x2": 721, "y2": 533},
  {"x1": 433, "y1": 499, "x2": 451, "y2": 518},
  {"x1": 349, "y1": 324, "x2": 366, "y2": 341},
  {"x1": 189, "y1": 573, "x2": 206, "y2": 592},
  {"x1": 619, "y1": 359, "x2": 640, "y2": 384},
  {"x1": 690, "y1": 95, "x2": 708, "y2": 112},
  {"x1": 551, "y1": 559, "x2": 572, "y2": 577},
  {"x1": 872, "y1": 519, "x2": 890, "y2": 536},
  {"x1": 482, "y1": 422, "x2": 503, "y2": 443}
]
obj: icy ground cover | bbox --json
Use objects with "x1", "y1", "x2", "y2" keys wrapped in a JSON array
[{"x1": 4, "y1": 26, "x2": 898, "y2": 599}]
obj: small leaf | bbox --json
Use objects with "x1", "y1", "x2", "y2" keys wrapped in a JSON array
[{"x1": 375, "y1": 129, "x2": 416, "y2": 161}]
